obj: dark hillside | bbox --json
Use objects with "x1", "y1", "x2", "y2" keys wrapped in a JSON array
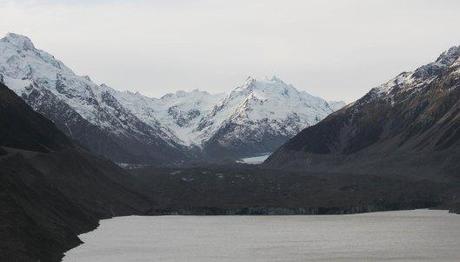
[{"x1": 0, "y1": 82, "x2": 151, "y2": 261}]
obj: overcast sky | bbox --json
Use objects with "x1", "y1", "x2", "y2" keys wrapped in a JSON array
[{"x1": 1, "y1": 0, "x2": 460, "y2": 102}]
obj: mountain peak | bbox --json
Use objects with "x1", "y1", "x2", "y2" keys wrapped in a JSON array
[
  {"x1": 233, "y1": 76, "x2": 256, "y2": 92},
  {"x1": 268, "y1": 75, "x2": 284, "y2": 83},
  {"x1": 435, "y1": 45, "x2": 460, "y2": 66},
  {"x1": 245, "y1": 76, "x2": 257, "y2": 85},
  {"x1": 1, "y1": 33, "x2": 36, "y2": 51},
  {"x1": 237, "y1": 75, "x2": 290, "y2": 92}
]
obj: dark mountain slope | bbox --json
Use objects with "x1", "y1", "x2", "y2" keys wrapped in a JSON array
[
  {"x1": 0, "y1": 82, "x2": 152, "y2": 261},
  {"x1": 0, "y1": 83, "x2": 72, "y2": 152},
  {"x1": 264, "y1": 47, "x2": 460, "y2": 213},
  {"x1": 0, "y1": 154, "x2": 95, "y2": 262},
  {"x1": 265, "y1": 46, "x2": 460, "y2": 178}
]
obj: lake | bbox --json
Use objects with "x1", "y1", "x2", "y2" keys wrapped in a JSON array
[
  {"x1": 63, "y1": 210, "x2": 460, "y2": 262},
  {"x1": 237, "y1": 153, "x2": 272, "y2": 164}
]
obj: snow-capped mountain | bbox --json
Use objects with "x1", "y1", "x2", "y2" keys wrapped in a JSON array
[
  {"x1": 198, "y1": 76, "x2": 341, "y2": 158},
  {"x1": 0, "y1": 33, "x2": 343, "y2": 163},
  {"x1": 0, "y1": 33, "x2": 187, "y2": 164}
]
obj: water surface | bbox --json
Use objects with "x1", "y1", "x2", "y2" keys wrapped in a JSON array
[
  {"x1": 237, "y1": 153, "x2": 272, "y2": 164},
  {"x1": 63, "y1": 210, "x2": 460, "y2": 262}
]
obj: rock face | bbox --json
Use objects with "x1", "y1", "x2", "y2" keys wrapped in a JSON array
[
  {"x1": 0, "y1": 33, "x2": 344, "y2": 163},
  {"x1": 0, "y1": 33, "x2": 188, "y2": 165},
  {"x1": 265, "y1": 45, "x2": 460, "y2": 178},
  {"x1": 0, "y1": 81, "x2": 151, "y2": 261}
]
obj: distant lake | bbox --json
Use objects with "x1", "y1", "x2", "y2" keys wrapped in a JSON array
[
  {"x1": 237, "y1": 153, "x2": 272, "y2": 164},
  {"x1": 63, "y1": 210, "x2": 460, "y2": 262}
]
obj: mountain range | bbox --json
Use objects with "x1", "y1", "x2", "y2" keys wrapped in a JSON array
[
  {"x1": 1, "y1": 32, "x2": 460, "y2": 262},
  {"x1": 0, "y1": 33, "x2": 344, "y2": 165},
  {"x1": 1, "y1": 78, "x2": 453, "y2": 261}
]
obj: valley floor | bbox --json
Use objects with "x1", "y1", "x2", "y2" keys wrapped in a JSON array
[
  {"x1": 132, "y1": 165, "x2": 459, "y2": 216},
  {"x1": 63, "y1": 210, "x2": 460, "y2": 262}
]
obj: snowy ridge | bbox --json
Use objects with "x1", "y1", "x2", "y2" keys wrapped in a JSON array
[
  {"x1": 373, "y1": 45, "x2": 460, "y2": 99},
  {"x1": 109, "y1": 88, "x2": 225, "y2": 146}
]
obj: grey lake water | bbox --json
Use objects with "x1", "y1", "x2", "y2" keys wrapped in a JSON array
[{"x1": 63, "y1": 210, "x2": 460, "y2": 262}]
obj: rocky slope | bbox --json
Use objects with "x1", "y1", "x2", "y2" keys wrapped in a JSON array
[
  {"x1": 0, "y1": 33, "x2": 344, "y2": 163},
  {"x1": 265, "y1": 45, "x2": 460, "y2": 182},
  {"x1": 0, "y1": 82, "x2": 151, "y2": 261}
]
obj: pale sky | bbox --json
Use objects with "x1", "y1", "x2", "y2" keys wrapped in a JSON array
[{"x1": 1, "y1": 0, "x2": 460, "y2": 102}]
